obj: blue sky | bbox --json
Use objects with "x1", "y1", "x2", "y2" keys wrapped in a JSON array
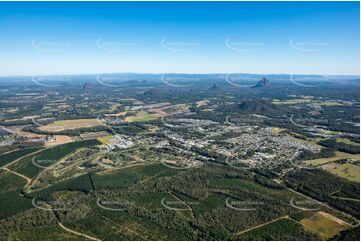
[{"x1": 0, "y1": 1, "x2": 359, "y2": 76}]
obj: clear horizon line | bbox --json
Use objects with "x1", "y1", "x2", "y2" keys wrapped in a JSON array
[{"x1": 0, "y1": 72, "x2": 359, "y2": 78}]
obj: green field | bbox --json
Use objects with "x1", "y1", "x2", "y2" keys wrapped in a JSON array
[
  {"x1": 272, "y1": 99, "x2": 345, "y2": 106},
  {"x1": 304, "y1": 151, "x2": 360, "y2": 166},
  {"x1": 322, "y1": 162, "x2": 360, "y2": 183},
  {"x1": 124, "y1": 111, "x2": 161, "y2": 123},
  {"x1": 9, "y1": 139, "x2": 101, "y2": 178},
  {"x1": 11, "y1": 225, "x2": 84, "y2": 241},
  {"x1": 236, "y1": 218, "x2": 319, "y2": 240},
  {"x1": 92, "y1": 170, "x2": 138, "y2": 189},
  {"x1": 190, "y1": 192, "x2": 227, "y2": 218},
  {"x1": 209, "y1": 177, "x2": 295, "y2": 202},
  {"x1": 0, "y1": 147, "x2": 41, "y2": 167},
  {"x1": 272, "y1": 99, "x2": 313, "y2": 105},
  {"x1": 300, "y1": 212, "x2": 351, "y2": 239},
  {"x1": 38, "y1": 118, "x2": 101, "y2": 132},
  {"x1": 26, "y1": 163, "x2": 179, "y2": 200},
  {"x1": 62, "y1": 204, "x2": 186, "y2": 240},
  {"x1": 27, "y1": 173, "x2": 95, "y2": 200},
  {"x1": 97, "y1": 135, "x2": 113, "y2": 144},
  {"x1": 0, "y1": 171, "x2": 32, "y2": 219},
  {"x1": 129, "y1": 192, "x2": 169, "y2": 210},
  {"x1": 0, "y1": 191, "x2": 33, "y2": 219},
  {"x1": 92, "y1": 163, "x2": 179, "y2": 189},
  {"x1": 336, "y1": 138, "x2": 360, "y2": 146},
  {"x1": 0, "y1": 170, "x2": 26, "y2": 193},
  {"x1": 209, "y1": 177, "x2": 263, "y2": 191}
]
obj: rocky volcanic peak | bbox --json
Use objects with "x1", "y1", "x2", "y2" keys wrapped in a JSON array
[
  {"x1": 210, "y1": 83, "x2": 218, "y2": 90},
  {"x1": 253, "y1": 77, "x2": 271, "y2": 88}
]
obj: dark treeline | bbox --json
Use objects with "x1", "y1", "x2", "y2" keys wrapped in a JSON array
[
  {"x1": 285, "y1": 169, "x2": 360, "y2": 218},
  {"x1": 22, "y1": 125, "x2": 109, "y2": 136},
  {"x1": 318, "y1": 139, "x2": 360, "y2": 154}
]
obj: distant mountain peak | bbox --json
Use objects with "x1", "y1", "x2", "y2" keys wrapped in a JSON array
[
  {"x1": 83, "y1": 82, "x2": 93, "y2": 89},
  {"x1": 253, "y1": 77, "x2": 271, "y2": 88},
  {"x1": 239, "y1": 99, "x2": 279, "y2": 114},
  {"x1": 210, "y1": 83, "x2": 218, "y2": 90}
]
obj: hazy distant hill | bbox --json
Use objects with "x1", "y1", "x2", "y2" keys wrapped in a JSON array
[
  {"x1": 223, "y1": 99, "x2": 280, "y2": 115},
  {"x1": 239, "y1": 100, "x2": 279, "y2": 114},
  {"x1": 143, "y1": 89, "x2": 161, "y2": 97},
  {"x1": 0, "y1": 73, "x2": 358, "y2": 86}
]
